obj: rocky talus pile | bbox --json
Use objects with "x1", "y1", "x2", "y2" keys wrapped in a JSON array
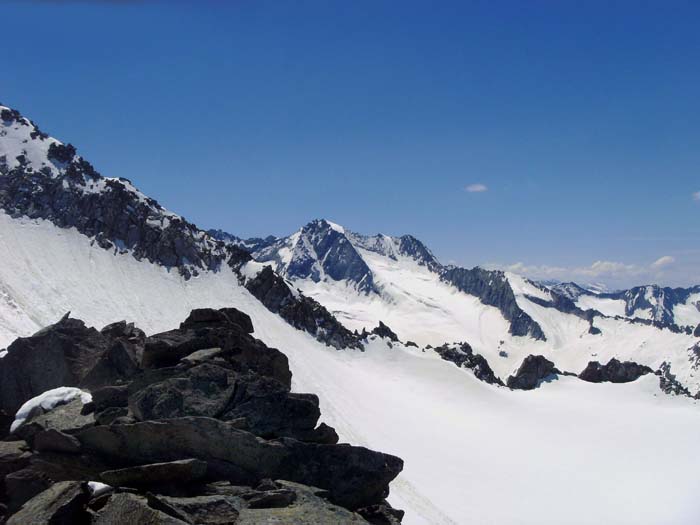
[{"x1": 0, "y1": 308, "x2": 404, "y2": 524}]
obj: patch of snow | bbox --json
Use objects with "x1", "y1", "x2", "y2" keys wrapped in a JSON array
[
  {"x1": 506, "y1": 272, "x2": 552, "y2": 301},
  {"x1": 576, "y1": 295, "x2": 627, "y2": 317},
  {"x1": 327, "y1": 220, "x2": 345, "y2": 234},
  {"x1": 673, "y1": 293, "x2": 700, "y2": 328},
  {"x1": 88, "y1": 481, "x2": 113, "y2": 497},
  {"x1": 10, "y1": 386, "x2": 92, "y2": 433}
]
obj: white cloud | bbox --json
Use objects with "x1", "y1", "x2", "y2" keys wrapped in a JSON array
[
  {"x1": 651, "y1": 255, "x2": 675, "y2": 269},
  {"x1": 465, "y1": 183, "x2": 488, "y2": 193},
  {"x1": 490, "y1": 255, "x2": 681, "y2": 287},
  {"x1": 693, "y1": 191, "x2": 700, "y2": 201}
]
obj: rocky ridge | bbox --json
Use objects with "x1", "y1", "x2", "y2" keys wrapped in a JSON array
[
  {"x1": 0, "y1": 308, "x2": 403, "y2": 524},
  {"x1": 0, "y1": 103, "x2": 360, "y2": 351}
]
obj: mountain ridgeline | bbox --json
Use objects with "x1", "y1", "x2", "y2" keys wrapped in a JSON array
[{"x1": 1, "y1": 102, "x2": 699, "y2": 397}]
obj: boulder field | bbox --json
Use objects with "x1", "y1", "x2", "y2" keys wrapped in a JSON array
[{"x1": 0, "y1": 307, "x2": 404, "y2": 524}]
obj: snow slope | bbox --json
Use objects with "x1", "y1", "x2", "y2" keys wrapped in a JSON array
[
  {"x1": 2, "y1": 212, "x2": 700, "y2": 524},
  {"x1": 264, "y1": 228, "x2": 698, "y2": 391}
]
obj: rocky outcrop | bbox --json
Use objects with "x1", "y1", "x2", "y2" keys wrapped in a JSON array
[
  {"x1": 0, "y1": 308, "x2": 403, "y2": 524},
  {"x1": 433, "y1": 343, "x2": 504, "y2": 386},
  {"x1": 1, "y1": 105, "x2": 366, "y2": 352},
  {"x1": 507, "y1": 355, "x2": 560, "y2": 390},
  {"x1": 5, "y1": 480, "x2": 89, "y2": 525},
  {"x1": 578, "y1": 358, "x2": 653, "y2": 384},
  {"x1": 0, "y1": 314, "x2": 124, "y2": 415},
  {"x1": 656, "y1": 362, "x2": 693, "y2": 397},
  {"x1": 245, "y1": 266, "x2": 363, "y2": 350},
  {"x1": 440, "y1": 267, "x2": 546, "y2": 341},
  {"x1": 253, "y1": 219, "x2": 377, "y2": 294},
  {"x1": 371, "y1": 322, "x2": 399, "y2": 342},
  {"x1": 694, "y1": 324, "x2": 700, "y2": 338}
]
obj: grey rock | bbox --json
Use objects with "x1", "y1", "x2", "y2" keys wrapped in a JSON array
[
  {"x1": 657, "y1": 362, "x2": 692, "y2": 397},
  {"x1": 180, "y1": 308, "x2": 254, "y2": 333},
  {"x1": 237, "y1": 480, "x2": 370, "y2": 524},
  {"x1": 371, "y1": 322, "x2": 398, "y2": 342},
  {"x1": 130, "y1": 364, "x2": 236, "y2": 421},
  {"x1": 95, "y1": 407, "x2": 130, "y2": 426},
  {"x1": 6, "y1": 480, "x2": 89, "y2": 525},
  {"x1": 0, "y1": 315, "x2": 108, "y2": 414},
  {"x1": 156, "y1": 494, "x2": 241, "y2": 524},
  {"x1": 244, "y1": 488, "x2": 296, "y2": 509},
  {"x1": 93, "y1": 492, "x2": 189, "y2": 524},
  {"x1": 91, "y1": 385, "x2": 129, "y2": 413},
  {"x1": 4, "y1": 468, "x2": 52, "y2": 513},
  {"x1": 180, "y1": 347, "x2": 224, "y2": 365},
  {"x1": 433, "y1": 343, "x2": 504, "y2": 386},
  {"x1": 0, "y1": 441, "x2": 31, "y2": 479},
  {"x1": 578, "y1": 358, "x2": 653, "y2": 384},
  {"x1": 76, "y1": 417, "x2": 402, "y2": 509},
  {"x1": 507, "y1": 355, "x2": 559, "y2": 390},
  {"x1": 34, "y1": 429, "x2": 82, "y2": 454},
  {"x1": 100, "y1": 459, "x2": 208, "y2": 487},
  {"x1": 245, "y1": 266, "x2": 364, "y2": 350},
  {"x1": 441, "y1": 268, "x2": 546, "y2": 340},
  {"x1": 15, "y1": 398, "x2": 94, "y2": 442}
]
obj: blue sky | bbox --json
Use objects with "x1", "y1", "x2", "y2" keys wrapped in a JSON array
[{"x1": 4, "y1": 1, "x2": 699, "y2": 287}]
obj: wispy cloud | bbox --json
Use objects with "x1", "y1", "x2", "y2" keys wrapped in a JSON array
[
  {"x1": 465, "y1": 183, "x2": 488, "y2": 193},
  {"x1": 651, "y1": 255, "x2": 675, "y2": 269},
  {"x1": 489, "y1": 254, "x2": 681, "y2": 287},
  {"x1": 693, "y1": 191, "x2": 700, "y2": 201}
]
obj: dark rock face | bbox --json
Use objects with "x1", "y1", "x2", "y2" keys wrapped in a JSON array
[
  {"x1": 601, "y1": 285, "x2": 700, "y2": 326},
  {"x1": 507, "y1": 355, "x2": 560, "y2": 390},
  {"x1": 6, "y1": 480, "x2": 89, "y2": 525},
  {"x1": 0, "y1": 409, "x2": 11, "y2": 439},
  {"x1": 441, "y1": 267, "x2": 546, "y2": 341},
  {"x1": 371, "y1": 322, "x2": 399, "y2": 342},
  {"x1": 396, "y1": 235, "x2": 441, "y2": 272},
  {"x1": 0, "y1": 315, "x2": 114, "y2": 414},
  {"x1": 100, "y1": 459, "x2": 208, "y2": 488},
  {"x1": 0, "y1": 105, "x2": 250, "y2": 280},
  {"x1": 245, "y1": 266, "x2": 363, "y2": 350},
  {"x1": 255, "y1": 219, "x2": 376, "y2": 294},
  {"x1": 656, "y1": 362, "x2": 693, "y2": 397},
  {"x1": 694, "y1": 324, "x2": 700, "y2": 338},
  {"x1": 93, "y1": 492, "x2": 188, "y2": 524},
  {"x1": 433, "y1": 343, "x2": 504, "y2": 386},
  {"x1": 578, "y1": 358, "x2": 653, "y2": 384},
  {"x1": 0, "y1": 308, "x2": 403, "y2": 523}
]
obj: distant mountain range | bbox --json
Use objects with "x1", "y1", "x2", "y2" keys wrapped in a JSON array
[{"x1": 2, "y1": 101, "x2": 700, "y2": 524}]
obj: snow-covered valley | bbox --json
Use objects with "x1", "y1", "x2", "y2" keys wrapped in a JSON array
[
  {"x1": 1, "y1": 213, "x2": 700, "y2": 524},
  {"x1": 2, "y1": 102, "x2": 700, "y2": 524}
]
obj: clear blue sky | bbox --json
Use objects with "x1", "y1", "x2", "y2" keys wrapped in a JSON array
[{"x1": 4, "y1": 1, "x2": 699, "y2": 287}]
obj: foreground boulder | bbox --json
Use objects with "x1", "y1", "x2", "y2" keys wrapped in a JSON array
[
  {"x1": 6, "y1": 481, "x2": 89, "y2": 525},
  {"x1": 0, "y1": 315, "x2": 107, "y2": 415},
  {"x1": 100, "y1": 459, "x2": 208, "y2": 488},
  {"x1": 0, "y1": 307, "x2": 404, "y2": 523},
  {"x1": 578, "y1": 358, "x2": 653, "y2": 384},
  {"x1": 76, "y1": 416, "x2": 402, "y2": 509},
  {"x1": 507, "y1": 355, "x2": 560, "y2": 390}
]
